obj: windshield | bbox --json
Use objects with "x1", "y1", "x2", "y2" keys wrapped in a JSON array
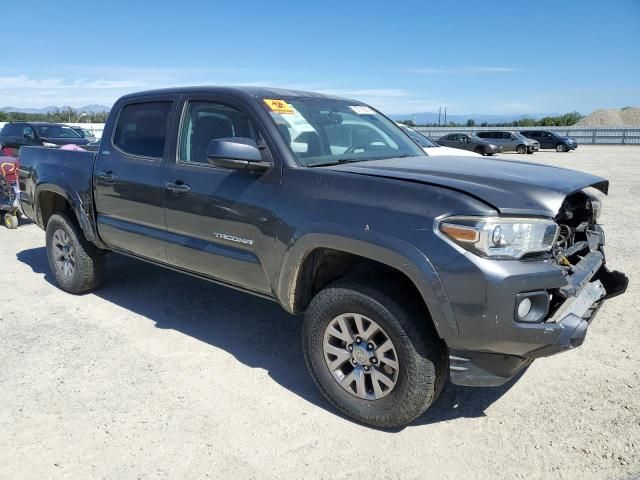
[
  {"x1": 262, "y1": 97, "x2": 425, "y2": 166},
  {"x1": 36, "y1": 124, "x2": 82, "y2": 139},
  {"x1": 403, "y1": 127, "x2": 439, "y2": 148}
]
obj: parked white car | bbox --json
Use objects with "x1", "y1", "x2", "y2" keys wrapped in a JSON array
[{"x1": 397, "y1": 123, "x2": 481, "y2": 157}]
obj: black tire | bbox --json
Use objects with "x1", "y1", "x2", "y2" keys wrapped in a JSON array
[
  {"x1": 45, "y1": 211, "x2": 105, "y2": 293},
  {"x1": 302, "y1": 276, "x2": 447, "y2": 428},
  {"x1": 556, "y1": 143, "x2": 567, "y2": 152},
  {"x1": 516, "y1": 144, "x2": 526, "y2": 154},
  {"x1": 526, "y1": 149, "x2": 535, "y2": 154},
  {"x1": 474, "y1": 146, "x2": 486, "y2": 156}
]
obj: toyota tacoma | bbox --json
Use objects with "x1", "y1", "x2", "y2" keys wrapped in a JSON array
[{"x1": 17, "y1": 87, "x2": 628, "y2": 428}]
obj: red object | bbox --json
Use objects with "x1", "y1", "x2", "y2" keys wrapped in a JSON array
[
  {"x1": 0, "y1": 156, "x2": 19, "y2": 184},
  {"x1": 0, "y1": 146, "x2": 18, "y2": 157}
]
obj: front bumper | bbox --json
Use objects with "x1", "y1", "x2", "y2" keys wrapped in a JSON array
[{"x1": 439, "y1": 250, "x2": 627, "y2": 387}]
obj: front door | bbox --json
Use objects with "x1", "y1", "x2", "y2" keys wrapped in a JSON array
[
  {"x1": 162, "y1": 97, "x2": 280, "y2": 294},
  {"x1": 94, "y1": 98, "x2": 177, "y2": 262}
]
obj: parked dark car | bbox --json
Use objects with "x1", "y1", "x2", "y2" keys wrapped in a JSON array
[
  {"x1": 70, "y1": 126, "x2": 97, "y2": 142},
  {"x1": 437, "y1": 132, "x2": 502, "y2": 156},
  {"x1": 18, "y1": 86, "x2": 627, "y2": 428},
  {"x1": 521, "y1": 130, "x2": 578, "y2": 152},
  {"x1": 0, "y1": 122, "x2": 90, "y2": 151},
  {"x1": 476, "y1": 131, "x2": 539, "y2": 154}
]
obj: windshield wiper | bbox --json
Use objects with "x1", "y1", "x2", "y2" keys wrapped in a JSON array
[{"x1": 307, "y1": 158, "x2": 364, "y2": 167}]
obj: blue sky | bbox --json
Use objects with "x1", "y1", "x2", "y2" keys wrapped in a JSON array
[{"x1": 1, "y1": 0, "x2": 638, "y2": 115}]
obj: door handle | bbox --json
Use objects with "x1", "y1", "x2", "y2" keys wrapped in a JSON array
[
  {"x1": 165, "y1": 181, "x2": 191, "y2": 193},
  {"x1": 97, "y1": 170, "x2": 117, "y2": 183}
]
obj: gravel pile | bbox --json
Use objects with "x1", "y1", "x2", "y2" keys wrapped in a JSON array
[{"x1": 577, "y1": 107, "x2": 640, "y2": 126}]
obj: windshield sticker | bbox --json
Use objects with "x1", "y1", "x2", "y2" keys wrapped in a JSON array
[
  {"x1": 349, "y1": 105, "x2": 376, "y2": 115},
  {"x1": 264, "y1": 99, "x2": 294, "y2": 114}
]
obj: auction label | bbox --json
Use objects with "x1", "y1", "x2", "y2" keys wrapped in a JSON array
[
  {"x1": 349, "y1": 105, "x2": 376, "y2": 115},
  {"x1": 264, "y1": 99, "x2": 294, "y2": 114}
]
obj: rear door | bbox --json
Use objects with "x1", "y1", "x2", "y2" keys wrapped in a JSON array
[
  {"x1": 540, "y1": 132, "x2": 554, "y2": 149},
  {"x1": 162, "y1": 94, "x2": 280, "y2": 294},
  {"x1": 94, "y1": 96, "x2": 178, "y2": 262}
]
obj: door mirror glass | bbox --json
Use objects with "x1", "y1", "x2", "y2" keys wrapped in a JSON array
[{"x1": 206, "y1": 137, "x2": 269, "y2": 172}]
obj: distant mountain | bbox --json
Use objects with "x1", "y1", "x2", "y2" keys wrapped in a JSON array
[
  {"x1": 390, "y1": 112, "x2": 558, "y2": 125},
  {"x1": 1, "y1": 104, "x2": 110, "y2": 113}
]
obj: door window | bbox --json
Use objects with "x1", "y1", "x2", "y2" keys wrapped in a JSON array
[
  {"x1": 113, "y1": 101, "x2": 172, "y2": 158},
  {"x1": 179, "y1": 101, "x2": 259, "y2": 164}
]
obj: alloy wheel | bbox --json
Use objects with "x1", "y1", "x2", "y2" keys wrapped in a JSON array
[{"x1": 323, "y1": 313, "x2": 400, "y2": 400}]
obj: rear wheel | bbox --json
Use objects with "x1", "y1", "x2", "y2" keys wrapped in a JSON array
[
  {"x1": 302, "y1": 277, "x2": 447, "y2": 428},
  {"x1": 474, "y1": 146, "x2": 486, "y2": 156},
  {"x1": 45, "y1": 212, "x2": 105, "y2": 293},
  {"x1": 556, "y1": 143, "x2": 567, "y2": 152},
  {"x1": 516, "y1": 144, "x2": 526, "y2": 154}
]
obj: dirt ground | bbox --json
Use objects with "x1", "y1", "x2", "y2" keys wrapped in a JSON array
[{"x1": 1, "y1": 146, "x2": 638, "y2": 479}]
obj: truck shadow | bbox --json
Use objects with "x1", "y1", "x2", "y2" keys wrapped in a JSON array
[{"x1": 17, "y1": 247, "x2": 521, "y2": 430}]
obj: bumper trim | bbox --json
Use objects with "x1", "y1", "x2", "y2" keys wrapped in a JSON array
[{"x1": 449, "y1": 350, "x2": 533, "y2": 387}]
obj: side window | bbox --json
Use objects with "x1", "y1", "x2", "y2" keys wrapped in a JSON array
[
  {"x1": 179, "y1": 101, "x2": 258, "y2": 164},
  {"x1": 23, "y1": 126, "x2": 35, "y2": 138},
  {"x1": 113, "y1": 101, "x2": 172, "y2": 158},
  {"x1": 477, "y1": 132, "x2": 487, "y2": 138}
]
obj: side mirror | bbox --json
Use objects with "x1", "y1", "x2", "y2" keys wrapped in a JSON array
[{"x1": 206, "y1": 137, "x2": 270, "y2": 173}]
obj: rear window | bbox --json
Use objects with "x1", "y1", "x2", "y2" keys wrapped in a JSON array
[
  {"x1": 113, "y1": 101, "x2": 172, "y2": 158},
  {"x1": 1, "y1": 124, "x2": 22, "y2": 136},
  {"x1": 37, "y1": 124, "x2": 82, "y2": 139}
]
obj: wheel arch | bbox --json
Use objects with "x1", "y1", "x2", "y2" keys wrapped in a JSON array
[
  {"x1": 276, "y1": 231, "x2": 458, "y2": 340},
  {"x1": 35, "y1": 182, "x2": 97, "y2": 242}
]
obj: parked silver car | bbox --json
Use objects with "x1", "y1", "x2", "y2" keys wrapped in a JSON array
[
  {"x1": 436, "y1": 133, "x2": 502, "y2": 156},
  {"x1": 476, "y1": 131, "x2": 539, "y2": 154}
]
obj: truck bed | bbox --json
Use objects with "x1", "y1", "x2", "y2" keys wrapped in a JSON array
[{"x1": 18, "y1": 146, "x2": 96, "y2": 226}]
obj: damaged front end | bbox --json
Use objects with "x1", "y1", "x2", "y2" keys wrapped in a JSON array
[{"x1": 528, "y1": 189, "x2": 628, "y2": 356}]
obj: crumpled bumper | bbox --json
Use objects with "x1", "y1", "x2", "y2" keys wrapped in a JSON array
[{"x1": 449, "y1": 253, "x2": 628, "y2": 387}]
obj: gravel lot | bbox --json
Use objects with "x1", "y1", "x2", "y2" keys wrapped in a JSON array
[{"x1": 1, "y1": 146, "x2": 639, "y2": 479}]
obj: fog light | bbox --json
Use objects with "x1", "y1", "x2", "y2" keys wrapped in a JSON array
[
  {"x1": 514, "y1": 291, "x2": 550, "y2": 323},
  {"x1": 517, "y1": 297, "x2": 532, "y2": 318}
]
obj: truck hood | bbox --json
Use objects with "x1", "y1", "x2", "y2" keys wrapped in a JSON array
[{"x1": 325, "y1": 156, "x2": 608, "y2": 216}]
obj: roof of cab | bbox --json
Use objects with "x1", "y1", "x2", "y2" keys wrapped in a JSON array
[{"x1": 117, "y1": 86, "x2": 352, "y2": 103}]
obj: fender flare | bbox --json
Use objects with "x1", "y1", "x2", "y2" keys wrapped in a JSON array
[
  {"x1": 276, "y1": 224, "x2": 459, "y2": 339},
  {"x1": 34, "y1": 181, "x2": 97, "y2": 242}
]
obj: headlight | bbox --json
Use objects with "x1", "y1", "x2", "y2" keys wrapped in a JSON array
[
  {"x1": 438, "y1": 216, "x2": 559, "y2": 259},
  {"x1": 587, "y1": 196, "x2": 602, "y2": 221}
]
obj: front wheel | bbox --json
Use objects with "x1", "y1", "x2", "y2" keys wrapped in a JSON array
[
  {"x1": 556, "y1": 143, "x2": 567, "y2": 152},
  {"x1": 516, "y1": 144, "x2": 527, "y2": 154},
  {"x1": 474, "y1": 146, "x2": 486, "y2": 156},
  {"x1": 46, "y1": 212, "x2": 105, "y2": 293},
  {"x1": 302, "y1": 278, "x2": 447, "y2": 428}
]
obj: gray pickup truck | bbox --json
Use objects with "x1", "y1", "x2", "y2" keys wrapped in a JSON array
[{"x1": 17, "y1": 87, "x2": 627, "y2": 428}]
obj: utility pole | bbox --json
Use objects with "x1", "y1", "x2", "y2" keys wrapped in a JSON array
[
  {"x1": 444, "y1": 107, "x2": 447, "y2": 125},
  {"x1": 438, "y1": 107, "x2": 441, "y2": 126}
]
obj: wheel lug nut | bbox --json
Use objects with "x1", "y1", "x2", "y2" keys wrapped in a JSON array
[
  {"x1": 356, "y1": 337, "x2": 362, "y2": 343},
  {"x1": 363, "y1": 365, "x2": 370, "y2": 371},
  {"x1": 367, "y1": 343, "x2": 374, "y2": 350},
  {"x1": 348, "y1": 344, "x2": 353, "y2": 351},
  {"x1": 371, "y1": 357, "x2": 377, "y2": 364},
  {"x1": 352, "y1": 358, "x2": 358, "y2": 365}
]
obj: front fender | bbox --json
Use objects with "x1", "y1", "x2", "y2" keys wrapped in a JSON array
[{"x1": 276, "y1": 223, "x2": 459, "y2": 340}]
